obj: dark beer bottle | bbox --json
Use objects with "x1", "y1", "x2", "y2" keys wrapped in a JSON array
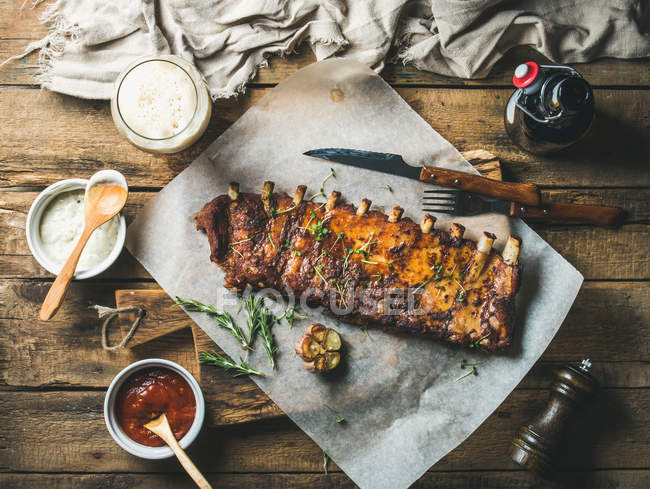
[{"x1": 504, "y1": 61, "x2": 594, "y2": 154}]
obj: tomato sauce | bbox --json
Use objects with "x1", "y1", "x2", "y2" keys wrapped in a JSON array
[{"x1": 115, "y1": 367, "x2": 196, "y2": 447}]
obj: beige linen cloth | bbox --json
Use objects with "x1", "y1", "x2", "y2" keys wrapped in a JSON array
[{"x1": 5, "y1": 0, "x2": 649, "y2": 99}]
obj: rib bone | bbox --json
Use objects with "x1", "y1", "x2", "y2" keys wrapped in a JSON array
[
  {"x1": 326, "y1": 191, "x2": 341, "y2": 211},
  {"x1": 227, "y1": 182, "x2": 239, "y2": 200},
  {"x1": 503, "y1": 236, "x2": 521, "y2": 265},
  {"x1": 465, "y1": 232, "x2": 496, "y2": 283},
  {"x1": 261, "y1": 181, "x2": 274, "y2": 214},
  {"x1": 420, "y1": 214, "x2": 436, "y2": 233},
  {"x1": 388, "y1": 206, "x2": 404, "y2": 223},
  {"x1": 293, "y1": 185, "x2": 307, "y2": 205},
  {"x1": 357, "y1": 198, "x2": 371, "y2": 216}
]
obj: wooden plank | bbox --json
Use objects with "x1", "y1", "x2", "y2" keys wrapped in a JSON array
[
  {"x1": 1, "y1": 471, "x2": 649, "y2": 489},
  {"x1": 0, "y1": 389, "x2": 647, "y2": 473},
  {"x1": 115, "y1": 289, "x2": 188, "y2": 348},
  {"x1": 1, "y1": 189, "x2": 648, "y2": 280},
  {"x1": 1, "y1": 0, "x2": 647, "y2": 88},
  {"x1": 0, "y1": 88, "x2": 648, "y2": 188},
  {"x1": 1, "y1": 281, "x2": 648, "y2": 389}
]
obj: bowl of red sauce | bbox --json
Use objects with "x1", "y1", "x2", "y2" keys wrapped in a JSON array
[{"x1": 104, "y1": 359, "x2": 205, "y2": 459}]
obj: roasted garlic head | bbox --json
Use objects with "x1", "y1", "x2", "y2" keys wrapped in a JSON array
[{"x1": 295, "y1": 323, "x2": 342, "y2": 373}]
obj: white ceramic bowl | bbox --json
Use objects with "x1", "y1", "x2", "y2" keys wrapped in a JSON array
[
  {"x1": 104, "y1": 358, "x2": 205, "y2": 459},
  {"x1": 25, "y1": 178, "x2": 127, "y2": 280}
]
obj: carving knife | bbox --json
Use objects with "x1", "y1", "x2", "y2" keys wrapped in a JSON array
[{"x1": 304, "y1": 148, "x2": 541, "y2": 207}]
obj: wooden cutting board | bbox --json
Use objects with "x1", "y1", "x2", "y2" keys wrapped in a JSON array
[{"x1": 115, "y1": 150, "x2": 502, "y2": 426}]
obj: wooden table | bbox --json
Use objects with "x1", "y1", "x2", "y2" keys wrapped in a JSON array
[{"x1": 1, "y1": 2, "x2": 648, "y2": 487}]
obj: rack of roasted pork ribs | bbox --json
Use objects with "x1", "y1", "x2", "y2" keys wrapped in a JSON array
[{"x1": 195, "y1": 181, "x2": 521, "y2": 351}]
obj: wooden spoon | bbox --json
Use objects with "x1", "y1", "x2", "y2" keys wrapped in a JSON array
[
  {"x1": 144, "y1": 413, "x2": 213, "y2": 489},
  {"x1": 39, "y1": 183, "x2": 128, "y2": 320}
]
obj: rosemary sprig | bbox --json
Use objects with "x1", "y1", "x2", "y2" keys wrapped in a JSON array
[
  {"x1": 360, "y1": 259, "x2": 378, "y2": 265},
  {"x1": 268, "y1": 233, "x2": 276, "y2": 250},
  {"x1": 174, "y1": 297, "x2": 250, "y2": 350},
  {"x1": 324, "y1": 404, "x2": 346, "y2": 424},
  {"x1": 258, "y1": 305, "x2": 278, "y2": 369},
  {"x1": 455, "y1": 359, "x2": 481, "y2": 382},
  {"x1": 199, "y1": 350, "x2": 265, "y2": 377},
  {"x1": 243, "y1": 295, "x2": 263, "y2": 347},
  {"x1": 380, "y1": 184, "x2": 392, "y2": 192}
]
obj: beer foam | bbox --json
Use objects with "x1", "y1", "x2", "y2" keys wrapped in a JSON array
[{"x1": 117, "y1": 60, "x2": 198, "y2": 139}]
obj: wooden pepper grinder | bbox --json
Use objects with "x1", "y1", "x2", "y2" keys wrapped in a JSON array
[{"x1": 509, "y1": 359, "x2": 599, "y2": 479}]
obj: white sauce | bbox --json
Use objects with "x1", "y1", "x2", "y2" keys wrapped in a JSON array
[
  {"x1": 39, "y1": 190, "x2": 119, "y2": 271},
  {"x1": 117, "y1": 60, "x2": 197, "y2": 139}
]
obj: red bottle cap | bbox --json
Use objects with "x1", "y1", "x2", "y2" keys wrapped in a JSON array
[{"x1": 513, "y1": 62, "x2": 539, "y2": 88}]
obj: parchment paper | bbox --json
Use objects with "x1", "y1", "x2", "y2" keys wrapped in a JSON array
[{"x1": 126, "y1": 59, "x2": 583, "y2": 489}]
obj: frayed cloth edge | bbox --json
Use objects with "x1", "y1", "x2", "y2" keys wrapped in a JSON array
[{"x1": 0, "y1": 0, "x2": 81, "y2": 89}]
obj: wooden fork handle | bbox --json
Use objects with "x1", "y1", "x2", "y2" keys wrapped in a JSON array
[
  {"x1": 39, "y1": 227, "x2": 93, "y2": 321},
  {"x1": 510, "y1": 202, "x2": 626, "y2": 227},
  {"x1": 420, "y1": 166, "x2": 541, "y2": 207}
]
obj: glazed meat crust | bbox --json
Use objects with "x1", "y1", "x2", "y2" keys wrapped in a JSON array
[{"x1": 196, "y1": 184, "x2": 521, "y2": 351}]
